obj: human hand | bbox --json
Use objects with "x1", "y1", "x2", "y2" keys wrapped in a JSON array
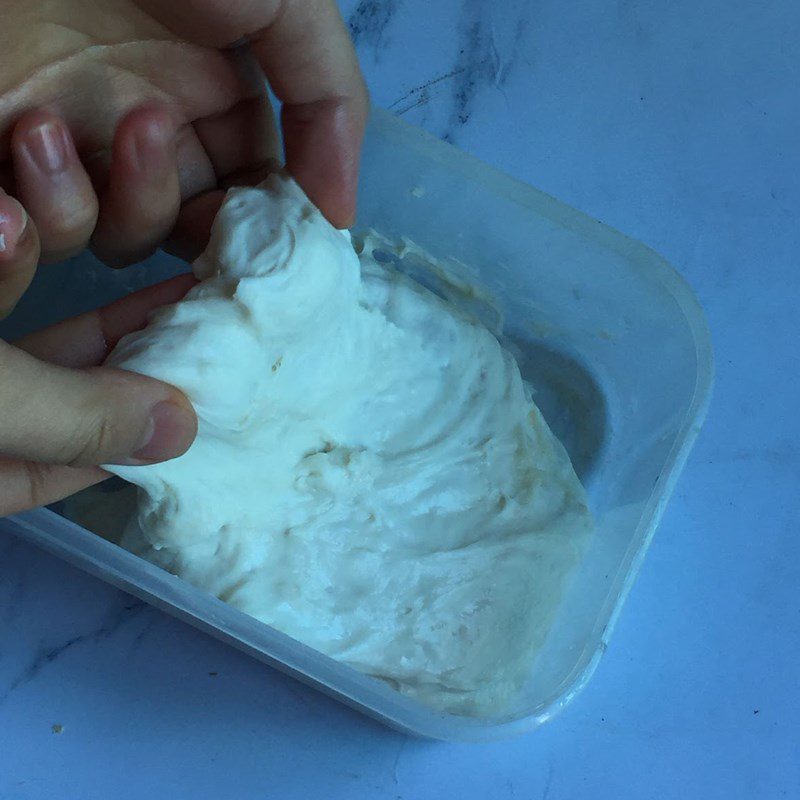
[
  {"x1": 0, "y1": 0, "x2": 367, "y2": 270},
  {"x1": 0, "y1": 0, "x2": 367, "y2": 516},
  {"x1": 0, "y1": 271, "x2": 198, "y2": 516}
]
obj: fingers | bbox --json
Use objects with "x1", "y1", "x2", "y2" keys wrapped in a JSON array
[
  {"x1": 8, "y1": 106, "x2": 216, "y2": 269},
  {"x1": 1, "y1": 274, "x2": 198, "y2": 468},
  {"x1": 91, "y1": 106, "x2": 182, "y2": 267},
  {"x1": 10, "y1": 110, "x2": 99, "y2": 262},
  {"x1": 164, "y1": 189, "x2": 225, "y2": 263},
  {"x1": 281, "y1": 97, "x2": 366, "y2": 228},
  {"x1": 16, "y1": 273, "x2": 197, "y2": 367},
  {"x1": 136, "y1": 0, "x2": 368, "y2": 228},
  {"x1": 0, "y1": 457, "x2": 105, "y2": 518},
  {"x1": 40, "y1": 104, "x2": 215, "y2": 268},
  {"x1": 0, "y1": 190, "x2": 41, "y2": 318},
  {"x1": 251, "y1": 0, "x2": 369, "y2": 227},
  {"x1": 167, "y1": 97, "x2": 282, "y2": 261},
  {"x1": 106, "y1": 111, "x2": 218, "y2": 264},
  {"x1": 174, "y1": 121, "x2": 218, "y2": 200},
  {"x1": 0, "y1": 274, "x2": 198, "y2": 516},
  {"x1": 0, "y1": 340, "x2": 197, "y2": 468},
  {"x1": 193, "y1": 96, "x2": 281, "y2": 185}
]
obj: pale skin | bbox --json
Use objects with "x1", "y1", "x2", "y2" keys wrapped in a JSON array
[{"x1": 0, "y1": 0, "x2": 369, "y2": 515}]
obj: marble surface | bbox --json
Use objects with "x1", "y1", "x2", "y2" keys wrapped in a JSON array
[{"x1": 1, "y1": 0, "x2": 799, "y2": 797}]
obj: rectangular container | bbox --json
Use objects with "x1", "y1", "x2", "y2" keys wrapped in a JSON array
[{"x1": 0, "y1": 109, "x2": 713, "y2": 741}]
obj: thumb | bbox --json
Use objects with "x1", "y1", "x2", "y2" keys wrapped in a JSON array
[{"x1": 0, "y1": 339, "x2": 197, "y2": 467}]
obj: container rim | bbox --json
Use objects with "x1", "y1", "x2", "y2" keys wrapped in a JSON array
[{"x1": 4, "y1": 109, "x2": 715, "y2": 741}]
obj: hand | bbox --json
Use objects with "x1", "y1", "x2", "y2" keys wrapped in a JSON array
[
  {"x1": 0, "y1": 0, "x2": 368, "y2": 516},
  {"x1": 0, "y1": 274, "x2": 198, "y2": 516},
  {"x1": 0, "y1": 0, "x2": 368, "y2": 268}
]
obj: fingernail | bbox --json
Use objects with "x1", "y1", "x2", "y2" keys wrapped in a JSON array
[
  {"x1": 0, "y1": 196, "x2": 28, "y2": 259},
  {"x1": 24, "y1": 121, "x2": 69, "y2": 174},
  {"x1": 129, "y1": 400, "x2": 196, "y2": 464},
  {"x1": 132, "y1": 117, "x2": 173, "y2": 174}
]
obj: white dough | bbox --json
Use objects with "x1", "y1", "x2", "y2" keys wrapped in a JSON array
[{"x1": 107, "y1": 175, "x2": 592, "y2": 715}]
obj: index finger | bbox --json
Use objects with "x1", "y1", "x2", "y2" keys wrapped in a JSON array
[
  {"x1": 15, "y1": 273, "x2": 196, "y2": 367},
  {"x1": 250, "y1": 0, "x2": 368, "y2": 227},
  {"x1": 138, "y1": 0, "x2": 368, "y2": 228}
]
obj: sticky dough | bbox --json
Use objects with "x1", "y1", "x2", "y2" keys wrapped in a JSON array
[{"x1": 107, "y1": 175, "x2": 592, "y2": 715}]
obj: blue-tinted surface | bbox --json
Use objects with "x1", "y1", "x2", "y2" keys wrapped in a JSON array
[{"x1": 1, "y1": 1, "x2": 798, "y2": 797}]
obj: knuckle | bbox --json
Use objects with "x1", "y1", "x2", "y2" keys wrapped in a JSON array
[{"x1": 62, "y1": 414, "x2": 117, "y2": 467}]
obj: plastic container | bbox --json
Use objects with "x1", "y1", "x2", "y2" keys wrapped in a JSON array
[{"x1": 0, "y1": 109, "x2": 713, "y2": 741}]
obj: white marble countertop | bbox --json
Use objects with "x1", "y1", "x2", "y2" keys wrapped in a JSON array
[{"x1": 1, "y1": 1, "x2": 798, "y2": 797}]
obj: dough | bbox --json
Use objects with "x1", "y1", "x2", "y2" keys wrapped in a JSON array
[{"x1": 107, "y1": 175, "x2": 592, "y2": 715}]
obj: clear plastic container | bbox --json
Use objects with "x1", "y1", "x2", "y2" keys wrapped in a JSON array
[{"x1": 0, "y1": 109, "x2": 713, "y2": 741}]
